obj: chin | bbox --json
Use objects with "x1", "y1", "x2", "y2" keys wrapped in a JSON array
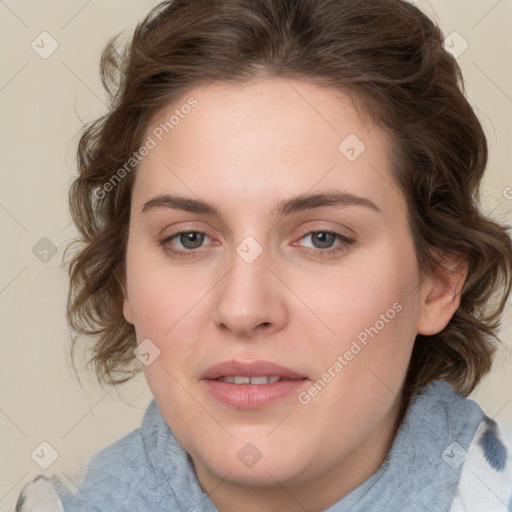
[
  {"x1": 192, "y1": 434, "x2": 315, "y2": 487},
  {"x1": 202, "y1": 453, "x2": 302, "y2": 487}
]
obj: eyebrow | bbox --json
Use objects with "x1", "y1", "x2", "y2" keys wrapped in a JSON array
[
  {"x1": 141, "y1": 191, "x2": 381, "y2": 217},
  {"x1": 274, "y1": 191, "x2": 381, "y2": 216}
]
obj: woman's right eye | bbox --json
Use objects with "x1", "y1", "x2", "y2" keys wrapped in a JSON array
[
  {"x1": 174, "y1": 232, "x2": 207, "y2": 249},
  {"x1": 159, "y1": 231, "x2": 213, "y2": 257}
]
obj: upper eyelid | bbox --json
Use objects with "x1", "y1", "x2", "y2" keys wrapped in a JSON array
[{"x1": 294, "y1": 224, "x2": 356, "y2": 243}]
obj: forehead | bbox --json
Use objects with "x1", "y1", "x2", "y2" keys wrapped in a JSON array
[{"x1": 133, "y1": 78, "x2": 402, "y2": 217}]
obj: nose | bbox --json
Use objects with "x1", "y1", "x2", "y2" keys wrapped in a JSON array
[{"x1": 212, "y1": 244, "x2": 289, "y2": 338}]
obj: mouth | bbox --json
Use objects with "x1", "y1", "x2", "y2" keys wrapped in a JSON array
[
  {"x1": 216, "y1": 375, "x2": 292, "y2": 384},
  {"x1": 201, "y1": 360, "x2": 309, "y2": 409}
]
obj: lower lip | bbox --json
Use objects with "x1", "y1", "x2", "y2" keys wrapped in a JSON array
[{"x1": 203, "y1": 379, "x2": 308, "y2": 409}]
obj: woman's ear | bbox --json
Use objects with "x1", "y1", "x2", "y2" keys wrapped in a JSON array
[
  {"x1": 114, "y1": 265, "x2": 134, "y2": 325},
  {"x1": 416, "y1": 252, "x2": 469, "y2": 336}
]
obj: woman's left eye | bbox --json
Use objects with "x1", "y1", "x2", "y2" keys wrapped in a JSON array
[
  {"x1": 294, "y1": 231, "x2": 354, "y2": 255},
  {"x1": 299, "y1": 231, "x2": 339, "y2": 249}
]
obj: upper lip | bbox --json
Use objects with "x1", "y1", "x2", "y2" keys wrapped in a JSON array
[{"x1": 201, "y1": 360, "x2": 307, "y2": 380}]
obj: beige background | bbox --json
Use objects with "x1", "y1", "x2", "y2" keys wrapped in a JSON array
[{"x1": 0, "y1": 0, "x2": 511, "y2": 509}]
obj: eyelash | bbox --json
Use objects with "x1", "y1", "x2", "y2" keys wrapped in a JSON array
[{"x1": 159, "y1": 229, "x2": 355, "y2": 259}]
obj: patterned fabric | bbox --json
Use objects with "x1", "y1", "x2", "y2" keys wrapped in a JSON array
[
  {"x1": 449, "y1": 418, "x2": 512, "y2": 512},
  {"x1": 15, "y1": 475, "x2": 64, "y2": 512}
]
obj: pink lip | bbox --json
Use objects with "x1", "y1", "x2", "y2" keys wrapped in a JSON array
[
  {"x1": 201, "y1": 359, "x2": 309, "y2": 409},
  {"x1": 201, "y1": 360, "x2": 307, "y2": 380}
]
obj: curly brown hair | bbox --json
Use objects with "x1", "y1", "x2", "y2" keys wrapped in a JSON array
[{"x1": 65, "y1": 0, "x2": 511, "y2": 402}]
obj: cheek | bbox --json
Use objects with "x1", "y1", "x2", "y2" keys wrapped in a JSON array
[
  {"x1": 293, "y1": 240, "x2": 420, "y2": 402},
  {"x1": 295, "y1": 243, "x2": 418, "y2": 344},
  {"x1": 125, "y1": 246, "x2": 206, "y2": 340},
  {"x1": 125, "y1": 248, "x2": 215, "y2": 403}
]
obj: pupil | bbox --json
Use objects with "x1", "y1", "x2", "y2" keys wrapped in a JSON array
[
  {"x1": 180, "y1": 232, "x2": 204, "y2": 249},
  {"x1": 313, "y1": 232, "x2": 335, "y2": 249}
]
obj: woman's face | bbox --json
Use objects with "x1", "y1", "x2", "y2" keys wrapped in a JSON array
[{"x1": 122, "y1": 78, "x2": 432, "y2": 505}]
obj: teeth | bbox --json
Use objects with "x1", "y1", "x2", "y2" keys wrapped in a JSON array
[
  {"x1": 218, "y1": 376, "x2": 281, "y2": 385},
  {"x1": 250, "y1": 376, "x2": 276, "y2": 385}
]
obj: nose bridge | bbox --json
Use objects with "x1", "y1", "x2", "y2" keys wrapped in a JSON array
[
  {"x1": 212, "y1": 237, "x2": 287, "y2": 335},
  {"x1": 222, "y1": 242, "x2": 271, "y2": 311},
  {"x1": 237, "y1": 241, "x2": 271, "y2": 287}
]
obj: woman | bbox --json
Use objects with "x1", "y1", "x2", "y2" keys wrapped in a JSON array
[{"x1": 16, "y1": 0, "x2": 512, "y2": 510}]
